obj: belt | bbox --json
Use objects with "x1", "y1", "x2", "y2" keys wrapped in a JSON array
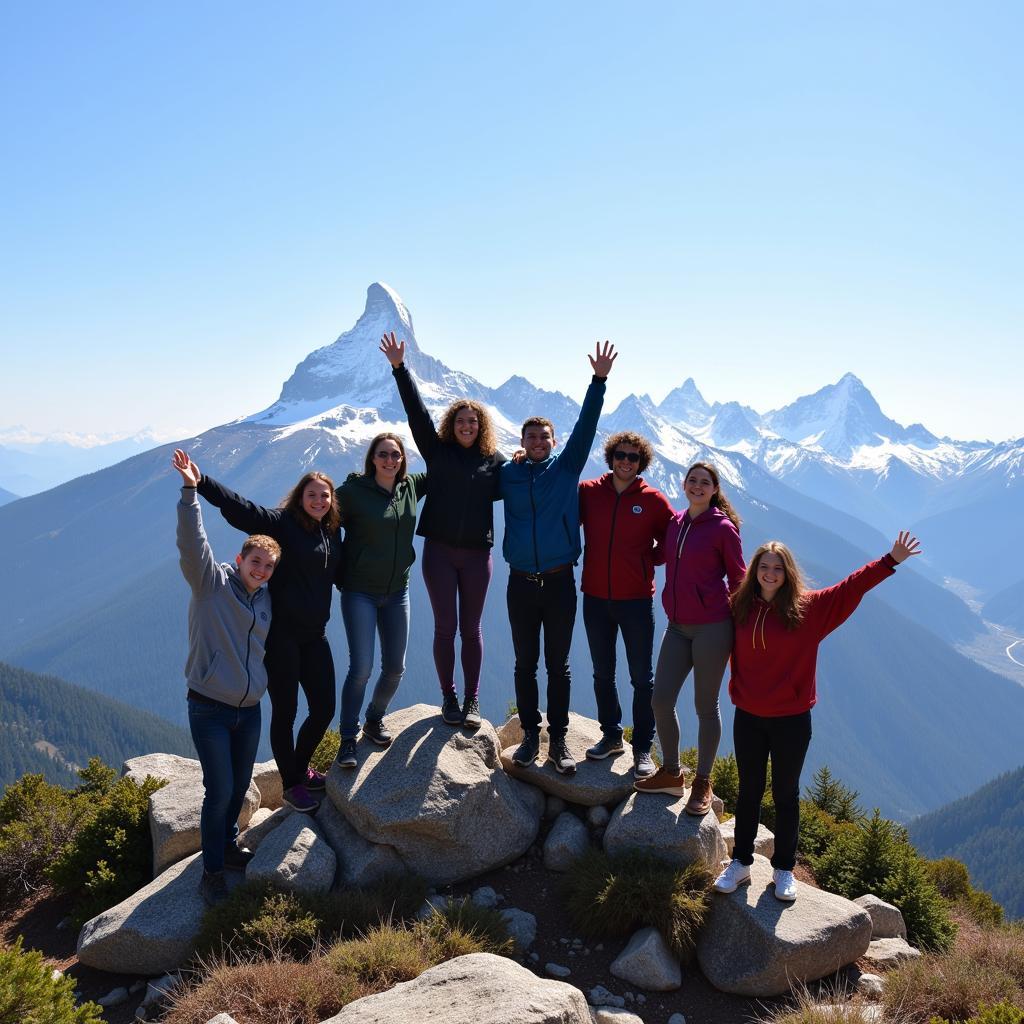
[{"x1": 510, "y1": 564, "x2": 572, "y2": 583}]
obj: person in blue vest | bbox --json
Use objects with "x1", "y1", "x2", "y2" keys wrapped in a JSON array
[{"x1": 502, "y1": 342, "x2": 617, "y2": 775}]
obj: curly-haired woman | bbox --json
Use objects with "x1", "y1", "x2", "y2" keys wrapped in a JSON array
[{"x1": 380, "y1": 332, "x2": 505, "y2": 728}]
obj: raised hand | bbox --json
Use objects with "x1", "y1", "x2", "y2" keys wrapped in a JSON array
[
  {"x1": 589, "y1": 340, "x2": 618, "y2": 378},
  {"x1": 890, "y1": 531, "x2": 922, "y2": 564},
  {"x1": 172, "y1": 449, "x2": 201, "y2": 488},
  {"x1": 379, "y1": 332, "x2": 406, "y2": 368}
]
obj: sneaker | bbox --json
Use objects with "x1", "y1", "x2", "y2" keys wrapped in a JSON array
[
  {"x1": 200, "y1": 869, "x2": 229, "y2": 906},
  {"x1": 362, "y1": 718, "x2": 393, "y2": 747},
  {"x1": 222, "y1": 843, "x2": 255, "y2": 871},
  {"x1": 282, "y1": 783, "x2": 318, "y2": 812},
  {"x1": 462, "y1": 696, "x2": 482, "y2": 729},
  {"x1": 335, "y1": 738, "x2": 358, "y2": 769},
  {"x1": 633, "y1": 766, "x2": 687, "y2": 797},
  {"x1": 773, "y1": 868, "x2": 798, "y2": 902},
  {"x1": 633, "y1": 751, "x2": 657, "y2": 779},
  {"x1": 304, "y1": 768, "x2": 327, "y2": 792},
  {"x1": 685, "y1": 773, "x2": 714, "y2": 816},
  {"x1": 547, "y1": 737, "x2": 577, "y2": 775},
  {"x1": 713, "y1": 859, "x2": 752, "y2": 894},
  {"x1": 511, "y1": 730, "x2": 541, "y2": 766},
  {"x1": 586, "y1": 734, "x2": 624, "y2": 760},
  {"x1": 441, "y1": 695, "x2": 464, "y2": 726}
]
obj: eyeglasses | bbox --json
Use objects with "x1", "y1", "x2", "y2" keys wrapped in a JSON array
[
  {"x1": 613, "y1": 451, "x2": 641, "y2": 463},
  {"x1": 374, "y1": 451, "x2": 403, "y2": 462}
]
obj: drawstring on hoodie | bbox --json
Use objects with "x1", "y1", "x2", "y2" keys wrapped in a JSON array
[{"x1": 752, "y1": 603, "x2": 769, "y2": 650}]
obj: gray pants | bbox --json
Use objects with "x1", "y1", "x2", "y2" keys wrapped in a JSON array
[{"x1": 651, "y1": 618, "x2": 734, "y2": 776}]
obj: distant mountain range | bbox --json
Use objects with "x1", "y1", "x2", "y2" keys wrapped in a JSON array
[
  {"x1": 2, "y1": 282, "x2": 1023, "y2": 821},
  {"x1": 0, "y1": 485, "x2": 17, "y2": 507},
  {"x1": 0, "y1": 661, "x2": 193, "y2": 788},
  {"x1": 911, "y1": 763, "x2": 1024, "y2": 921}
]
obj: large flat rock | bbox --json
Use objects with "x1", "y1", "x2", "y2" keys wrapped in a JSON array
[
  {"x1": 246, "y1": 811, "x2": 336, "y2": 895},
  {"x1": 696, "y1": 855, "x2": 872, "y2": 996},
  {"x1": 604, "y1": 792, "x2": 726, "y2": 871},
  {"x1": 314, "y1": 797, "x2": 405, "y2": 887},
  {"x1": 320, "y1": 952, "x2": 593, "y2": 1023},
  {"x1": 500, "y1": 712, "x2": 637, "y2": 807},
  {"x1": 325, "y1": 704, "x2": 543, "y2": 886}
]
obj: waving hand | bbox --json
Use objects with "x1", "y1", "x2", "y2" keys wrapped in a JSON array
[
  {"x1": 890, "y1": 531, "x2": 922, "y2": 564},
  {"x1": 380, "y1": 332, "x2": 406, "y2": 368},
  {"x1": 589, "y1": 340, "x2": 618, "y2": 378}
]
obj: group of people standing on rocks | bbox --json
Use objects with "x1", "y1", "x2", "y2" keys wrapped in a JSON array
[{"x1": 173, "y1": 336, "x2": 921, "y2": 907}]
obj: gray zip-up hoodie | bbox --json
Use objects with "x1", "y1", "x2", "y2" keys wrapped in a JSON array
[{"x1": 177, "y1": 487, "x2": 272, "y2": 707}]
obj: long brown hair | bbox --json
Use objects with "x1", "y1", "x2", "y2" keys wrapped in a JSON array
[
  {"x1": 685, "y1": 461, "x2": 741, "y2": 528},
  {"x1": 730, "y1": 540, "x2": 807, "y2": 630},
  {"x1": 281, "y1": 471, "x2": 341, "y2": 533},
  {"x1": 363, "y1": 433, "x2": 409, "y2": 483},
  {"x1": 437, "y1": 400, "x2": 498, "y2": 457}
]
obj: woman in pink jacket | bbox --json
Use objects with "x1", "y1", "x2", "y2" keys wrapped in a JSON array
[{"x1": 635, "y1": 462, "x2": 745, "y2": 815}]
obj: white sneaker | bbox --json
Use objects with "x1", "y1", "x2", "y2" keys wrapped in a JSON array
[
  {"x1": 713, "y1": 859, "x2": 752, "y2": 893},
  {"x1": 773, "y1": 868, "x2": 798, "y2": 901}
]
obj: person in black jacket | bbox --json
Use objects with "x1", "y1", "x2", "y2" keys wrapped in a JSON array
[
  {"x1": 197, "y1": 468, "x2": 344, "y2": 813},
  {"x1": 381, "y1": 332, "x2": 506, "y2": 728}
]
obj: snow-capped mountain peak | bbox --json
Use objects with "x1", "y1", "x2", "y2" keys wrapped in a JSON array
[{"x1": 657, "y1": 377, "x2": 712, "y2": 427}]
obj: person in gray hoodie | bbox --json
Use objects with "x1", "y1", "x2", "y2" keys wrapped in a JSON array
[{"x1": 173, "y1": 449, "x2": 281, "y2": 906}]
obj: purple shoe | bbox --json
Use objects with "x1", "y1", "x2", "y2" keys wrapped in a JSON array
[
  {"x1": 305, "y1": 768, "x2": 327, "y2": 793},
  {"x1": 282, "y1": 783, "x2": 319, "y2": 813}
]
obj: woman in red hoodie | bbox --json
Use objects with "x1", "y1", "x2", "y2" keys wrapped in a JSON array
[
  {"x1": 713, "y1": 531, "x2": 921, "y2": 902},
  {"x1": 635, "y1": 462, "x2": 745, "y2": 815}
]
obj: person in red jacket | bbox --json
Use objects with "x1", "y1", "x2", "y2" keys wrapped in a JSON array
[
  {"x1": 579, "y1": 432, "x2": 674, "y2": 779},
  {"x1": 635, "y1": 462, "x2": 745, "y2": 815},
  {"x1": 713, "y1": 531, "x2": 922, "y2": 902}
]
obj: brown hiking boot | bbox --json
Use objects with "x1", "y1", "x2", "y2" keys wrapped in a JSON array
[
  {"x1": 685, "y1": 773, "x2": 714, "y2": 816},
  {"x1": 633, "y1": 766, "x2": 687, "y2": 797}
]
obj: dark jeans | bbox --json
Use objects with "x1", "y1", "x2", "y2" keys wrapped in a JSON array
[
  {"x1": 507, "y1": 568, "x2": 577, "y2": 739},
  {"x1": 265, "y1": 625, "x2": 336, "y2": 789},
  {"x1": 582, "y1": 594, "x2": 655, "y2": 754},
  {"x1": 732, "y1": 707, "x2": 813, "y2": 871},
  {"x1": 422, "y1": 539, "x2": 493, "y2": 700},
  {"x1": 187, "y1": 697, "x2": 261, "y2": 874}
]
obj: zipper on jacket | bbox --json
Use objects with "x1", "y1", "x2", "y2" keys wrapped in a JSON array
[
  {"x1": 529, "y1": 463, "x2": 540, "y2": 572},
  {"x1": 671, "y1": 519, "x2": 692, "y2": 622},
  {"x1": 386, "y1": 488, "x2": 400, "y2": 594},
  {"x1": 320, "y1": 525, "x2": 329, "y2": 569},
  {"x1": 606, "y1": 488, "x2": 624, "y2": 600},
  {"x1": 239, "y1": 596, "x2": 256, "y2": 708}
]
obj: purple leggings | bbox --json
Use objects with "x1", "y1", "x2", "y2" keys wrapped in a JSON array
[{"x1": 422, "y1": 539, "x2": 493, "y2": 700}]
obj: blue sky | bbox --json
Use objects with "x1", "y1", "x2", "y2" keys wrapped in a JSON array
[{"x1": 2, "y1": 2, "x2": 1021, "y2": 442}]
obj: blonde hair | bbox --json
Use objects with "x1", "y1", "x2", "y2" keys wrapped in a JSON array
[
  {"x1": 437, "y1": 400, "x2": 498, "y2": 457},
  {"x1": 731, "y1": 540, "x2": 806, "y2": 630},
  {"x1": 241, "y1": 534, "x2": 282, "y2": 561}
]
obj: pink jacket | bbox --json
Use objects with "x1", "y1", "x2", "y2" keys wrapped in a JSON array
[{"x1": 661, "y1": 506, "x2": 745, "y2": 624}]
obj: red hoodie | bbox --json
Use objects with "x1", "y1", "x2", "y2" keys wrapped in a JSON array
[
  {"x1": 579, "y1": 474, "x2": 674, "y2": 600},
  {"x1": 661, "y1": 507, "x2": 746, "y2": 625},
  {"x1": 729, "y1": 554, "x2": 897, "y2": 718}
]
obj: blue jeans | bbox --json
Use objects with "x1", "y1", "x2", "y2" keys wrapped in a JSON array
[
  {"x1": 582, "y1": 594, "x2": 656, "y2": 754},
  {"x1": 339, "y1": 588, "x2": 410, "y2": 739},
  {"x1": 187, "y1": 697, "x2": 261, "y2": 874}
]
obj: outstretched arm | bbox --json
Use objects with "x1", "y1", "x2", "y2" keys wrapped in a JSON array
[
  {"x1": 196, "y1": 468, "x2": 282, "y2": 536},
  {"x1": 173, "y1": 450, "x2": 221, "y2": 593},
  {"x1": 382, "y1": 332, "x2": 439, "y2": 459},
  {"x1": 560, "y1": 342, "x2": 617, "y2": 474}
]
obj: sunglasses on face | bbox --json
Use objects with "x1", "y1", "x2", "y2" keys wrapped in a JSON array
[
  {"x1": 613, "y1": 451, "x2": 641, "y2": 463},
  {"x1": 374, "y1": 451, "x2": 403, "y2": 462}
]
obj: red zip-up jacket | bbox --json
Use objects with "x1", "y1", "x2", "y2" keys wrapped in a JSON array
[
  {"x1": 661, "y1": 507, "x2": 745, "y2": 625},
  {"x1": 579, "y1": 474, "x2": 674, "y2": 600},
  {"x1": 729, "y1": 554, "x2": 898, "y2": 718}
]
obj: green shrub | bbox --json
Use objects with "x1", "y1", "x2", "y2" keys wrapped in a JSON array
[
  {"x1": 926, "y1": 858, "x2": 1004, "y2": 928},
  {"x1": 805, "y1": 765, "x2": 862, "y2": 822},
  {"x1": 309, "y1": 729, "x2": 341, "y2": 774},
  {"x1": 930, "y1": 1003, "x2": 1024, "y2": 1024},
  {"x1": 419, "y1": 897, "x2": 514, "y2": 956},
  {"x1": 327, "y1": 924, "x2": 430, "y2": 987},
  {"x1": 710, "y1": 752, "x2": 740, "y2": 813},
  {"x1": 319, "y1": 874, "x2": 429, "y2": 939},
  {"x1": 0, "y1": 936, "x2": 103, "y2": 1024},
  {"x1": 562, "y1": 848, "x2": 712, "y2": 961}
]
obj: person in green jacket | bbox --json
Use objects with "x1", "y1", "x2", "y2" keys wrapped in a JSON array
[{"x1": 334, "y1": 432, "x2": 427, "y2": 768}]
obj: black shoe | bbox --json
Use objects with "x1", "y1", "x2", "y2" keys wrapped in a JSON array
[
  {"x1": 586, "y1": 734, "x2": 624, "y2": 760},
  {"x1": 511, "y1": 730, "x2": 541, "y2": 766},
  {"x1": 200, "y1": 869, "x2": 229, "y2": 906},
  {"x1": 335, "y1": 738, "x2": 358, "y2": 769},
  {"x1": 223, "y1": 843, "x2": 255, "y2": 871},
  {"x1": 547, "y1": 737, "x2": 577, "y2": 775},
  {"x1": 462, "y1": 696, "x2": 482, "y2": 729},
  {"x1": 442, "y1": 694, "x2": 464, "y2": 725},
  {"x1": 362, "y1": 718, "x2": 393, "y2": 747}
]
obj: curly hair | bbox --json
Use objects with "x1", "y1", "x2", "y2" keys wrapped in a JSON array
[
  {"x1": 603, "y1": 431, "x2": 655, "y2": 472},
  {"x1": 730, "y1": 540, "x2": 807, "y2": 630},
  {"x1": 437, "y1": 400, "x2": 498, "y2": 457},
  {"x1": 363, "y1": 433, "x2": 409, "y2": 483},
  {"x1": 684, "y1": 461, "x2": 742, "y2": 529},
  {"x1": 281, "y1": 471, "x2": 341, "y2": 533}
]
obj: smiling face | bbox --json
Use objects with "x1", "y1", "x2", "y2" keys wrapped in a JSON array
[
  {"x1": 453, "y1": 406, "x2": 480, "y2": 449},
  {"x1": 235, "y1": 547, "x2": 277, "y2": 594},
  {"x1": 611, "y1": 443, "x2": 641, "y2": 486},
  {"x1": 757, "y1": 551, "x2": 786, "y2": 602},
  {"x1": 522, "y1": 423, "x2": 556, "y2": 462},
  {"x1": 372, "y1": 438, "x2": 404, "y2": 486},
  {"x1": 301, "y1": 480, "x2": 332, "y2": 521},
  {"x1": 684, "y1": 466, "x2": 718, "y2": 515}
]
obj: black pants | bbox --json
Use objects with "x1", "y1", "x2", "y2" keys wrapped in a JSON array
[
  {"x1": 732, "y1": 707, "x2": 812, "y2": 871},
  {"x1": 265, "y1": 624, "x2": 336, "y2": 789},
  {"x1": 507, "y1": 569, "x2": 577, "y2": 739}
]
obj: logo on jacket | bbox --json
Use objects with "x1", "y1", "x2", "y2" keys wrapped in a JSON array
[
  {"x1": 260, "y1": 613, "x2": 268, "y2": 621},
  {"x1": 631, "y1": 505, "x2": 643, "y2": 514}
]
